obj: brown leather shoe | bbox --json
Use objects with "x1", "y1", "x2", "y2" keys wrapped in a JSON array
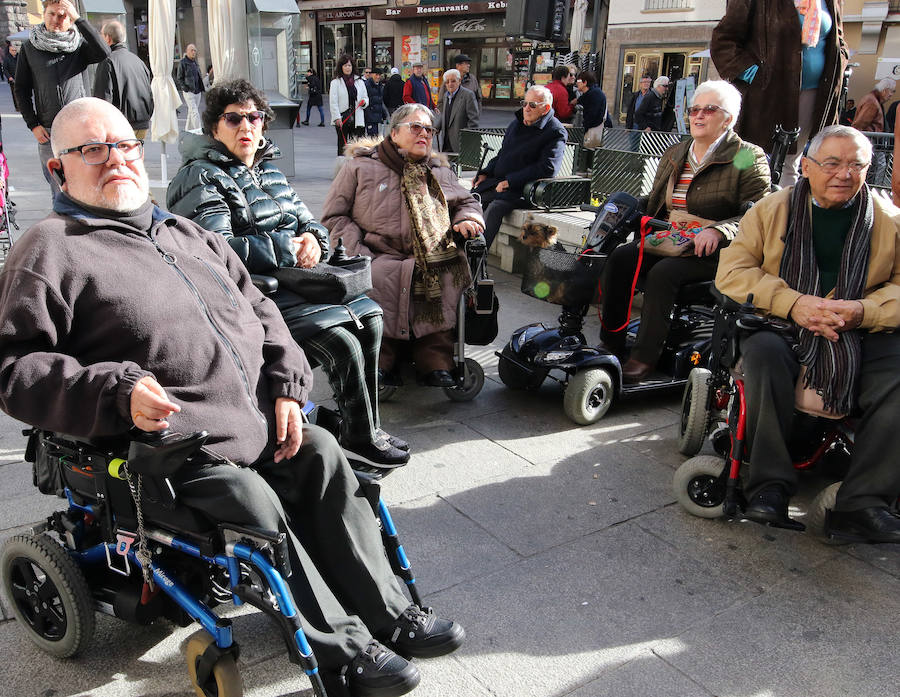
[{"x1": 621, "y1": 358, "x2": 653, "y2": 383}]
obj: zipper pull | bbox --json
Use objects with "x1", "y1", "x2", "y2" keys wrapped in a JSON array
[{"x1": 345, "y1": 305, "x2": 364, "y2": 329}]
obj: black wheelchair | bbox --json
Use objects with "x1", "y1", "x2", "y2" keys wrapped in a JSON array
[
  {"x1": 673, "y1": 291, "x2": 862, "y2": 536},
  {"x1": 0, "y1": 417, "x2": 423, "y2": 697}
]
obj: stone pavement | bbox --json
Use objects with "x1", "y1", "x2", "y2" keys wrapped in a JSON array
[{"x1": 0, "y1": 88, "x2": 898, "y2": 697}]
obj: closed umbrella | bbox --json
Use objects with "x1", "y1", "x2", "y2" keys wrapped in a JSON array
[
  {"x1": 149, "y1": 0, "x2": 181, "y2": 167},
  {"x1": 570, "y1": 0, "x2": 589, "y2": 54},
  {"x1": 208, "y1": 0, "x2": 249, "y2": 83}
]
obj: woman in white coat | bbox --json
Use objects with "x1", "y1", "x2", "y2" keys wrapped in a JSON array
[{"x1": 329, "y1": 54, "x2": 369, "y2": 156}]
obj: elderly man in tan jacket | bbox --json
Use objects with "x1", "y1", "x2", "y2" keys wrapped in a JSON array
[{"x1": 715, "y1": 124, "x2": 900, "y2": 543}]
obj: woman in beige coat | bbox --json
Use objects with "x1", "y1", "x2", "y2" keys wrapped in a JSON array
[{"x1": 322, "y1": 103, "x2": 485, "y2": 387}]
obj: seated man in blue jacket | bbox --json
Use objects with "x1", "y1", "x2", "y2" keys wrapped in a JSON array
[{"x1": 473, "y1": 85, "x2": 567, "y2": 248}]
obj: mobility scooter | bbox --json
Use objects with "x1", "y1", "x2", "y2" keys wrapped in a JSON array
[{"x1": 496, "y1": 191, "x2": 717, "y2": 425}]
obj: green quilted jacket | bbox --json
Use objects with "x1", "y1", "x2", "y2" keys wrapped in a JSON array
[{"x1": 645, "y1": 129, "x2": 771, "y2": 240}]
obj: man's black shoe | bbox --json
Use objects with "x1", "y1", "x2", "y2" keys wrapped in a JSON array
[
  {"x1": 342, "y1": 438, "x2": 410, "y2": 468},
  {"x1": 376, "y1": 428, "x2": 410, "y2": 452},
  {"x1": 743, "y1": 484, "x2": 806, "y2": 531},
  {"x1": 318, "y1": 122, "x2": 326, "y2": 127},
  {"x1": 346, "y1": 640, "x2": 420, "y2": 697},
  {"x1": 379, "y1": 605, "x2": 465, "y2": 659},
  {"x1": 301, "y1": 119, "x2": 309, "y2": 125},
  {"x1": 417, "y1": 369, "x2": 455, "y2": 388},
  {"x1": 378, "y1": 369, "x2": 403, "y2": 387},
  {"x1": 827, "y1": 506, "x2": 900, "y2": 543}
]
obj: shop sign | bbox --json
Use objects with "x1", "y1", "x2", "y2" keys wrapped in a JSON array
[
  {"x1": 373, "y1": 1, "x2": 507, "y2": 20},
  {"x1": 426, "y1": 23, "x2": 440, "y2": 45},
  {"x1": 442, "y1": 14, "x2": 505, "y2": 37},
  {"x1": 317, "y1": 8, "x2": 366, "y2": 22}
]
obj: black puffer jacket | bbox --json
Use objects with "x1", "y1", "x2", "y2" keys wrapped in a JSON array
[
  {"x1": 166, "y1": 133, "x2": 380, "y2": 341},
  {"x1": 167, "y1": 133, "x2": 329, "y2": 273}
]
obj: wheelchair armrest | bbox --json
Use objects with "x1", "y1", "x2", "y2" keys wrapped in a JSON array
[
  {"x1": 126, "y1": 430, "x2": 210, "y2": 476},
  {"x1": 251, "y1": 274, "x2": 279, "y2": 295}
]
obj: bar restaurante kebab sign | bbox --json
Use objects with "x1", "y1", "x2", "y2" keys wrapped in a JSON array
[{"x1": 372, "y1": 1, "x2": 508, "y2": 19}]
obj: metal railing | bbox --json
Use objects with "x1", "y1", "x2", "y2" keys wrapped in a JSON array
[
  {"x1": 589, "y1": 129, "x2": 689, "y2": 200},
  {"x1": 457, "y1": 127, "x2": 583, "y2": 177},
  {"x1": 860, "y1": 131, "x2": 893, "y2": 191}
]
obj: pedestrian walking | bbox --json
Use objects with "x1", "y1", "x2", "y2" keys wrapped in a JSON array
[
  {"x1": 434, "y1": 68, "x2": 479, "y2": 153},
  {"x1": 92, "y1": 21, "x2": 154, "y2": 139},
  {"x1": 14, "y1": 0, "x2": 109, "y2": 200},
  {"x1": 176, "y1": 43, "x2": 204, "y2": 133},
  {"x1": 384, "y1": 66, "x2": 404, "y2": 114},
  {"x1": 2, "y1": 41, "x2": 19, "y2": 112},
  {"x1": 711, "y1": 0, "x2": 847, "y2": 186},
  {"x1": 329, "y1": 54, "x2": 368, "y2": 156},
  {"x1": 364, "y1": 68, "x2": 389, "y2": 136},
  {"x1": 402, "y1": 62, "x2": 434, "y2": 109},
  {"x1": 301, "y1": 68, "x2": 325, "y2": 126},
  {"x1": 454, "y1": 54, "x2": 481, "y2": 112}
]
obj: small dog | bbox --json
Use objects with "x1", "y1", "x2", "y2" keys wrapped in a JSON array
[{"x1": 519, "y1": 215, "x2": 565, "y2": 251}]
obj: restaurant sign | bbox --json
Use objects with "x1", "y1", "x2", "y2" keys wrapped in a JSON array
[
  {"x1": 372, "y1": 1, "x2": 507, "y2": 20},
  {"x1": 317, "y1": 9, "x2": 367, "y2": 22}
]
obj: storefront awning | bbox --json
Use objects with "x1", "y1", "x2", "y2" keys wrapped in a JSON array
[
  {"x1": 247, "y1": 0, "x2": 300, "y2": 13},
  {"x1": 82, "y1": 0, "x2": 126, "y2": 12}
]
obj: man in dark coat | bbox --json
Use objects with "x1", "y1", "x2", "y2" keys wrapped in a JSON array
[
  {"x1": 92, "y1": 21, "x2": 154, "y2": 138},
  {"x1": 300, "y1": 68, "x2": 325, "y2": 126},
  {"x1": 434, "y1": 68, "x2": 479, "y2": 153},
  {"x1": 454, "y1": 53, "x2": 481, "y2": 112},
  {"x1": 0, "y1": 97, "x2": 464, "y2": 696},
  {"x1": 473, "y1": 85, "x2": 567, "y2": 249},
  {"x1": 384, "y1": 67, "x2": 404, "y2": 113},
  {"x1": 176, "y1": 43, "x2": 204, "y2": 133},
  {"x1": 625, "y1": 75, "x2": 652, "y2": 129},
  {"x1": 2, "y1": 41, "x2": 19, "y2": 112},
  {"x1": 711, "y1": 0, "x2": 847, "y2": 155},
  {"x1": 363, "y1": 68, "x2": 389, "y2": 136},
  {"x1": 14, "y1": 0, "x2": 109, "y2": 200},
  {"x1": 634, "y1": 76, "x2": 668, "y2": 131}
]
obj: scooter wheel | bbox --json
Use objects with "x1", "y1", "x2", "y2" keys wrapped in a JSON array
[
  {"x1": 563, "y1": 368, "x2": 614, "y2": 425},
  {"x1": 806, "y1": 481, "x2": 844, "y2": 542},
  {"x1": 672, "y1": 455, "x2": 727, "y2": 518},
  {"x1": 678, "y1": 368, "x2": 712, "y2": 456}
]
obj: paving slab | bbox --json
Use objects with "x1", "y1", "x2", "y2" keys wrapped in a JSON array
[{"x1": 565, "y1": 650, "x2": 715, "y2": 697}]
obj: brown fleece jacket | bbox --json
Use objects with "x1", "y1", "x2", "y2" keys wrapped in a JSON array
[{"x1": 0, "y1": 195, "x2": 314, "y2": 465}]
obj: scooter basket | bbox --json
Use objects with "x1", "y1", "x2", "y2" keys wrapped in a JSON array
[{"x1": 521, "y1": 247, "x2": 603, "y2": 306}]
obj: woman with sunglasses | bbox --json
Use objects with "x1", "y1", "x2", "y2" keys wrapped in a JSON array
[
  {"x1": 599, "y1": 80, "x2": 771, "y2": 382},
  {"x1": 321, "y1": 103, "x2": 485, "y2": 388},
  {"x1": 167, "y1": 79, "x2": 409, "y2": 468}
]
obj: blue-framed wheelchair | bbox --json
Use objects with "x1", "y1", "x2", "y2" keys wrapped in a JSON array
[{"x1": 0, "y1": 415, "x2": 422, "y2": 697}]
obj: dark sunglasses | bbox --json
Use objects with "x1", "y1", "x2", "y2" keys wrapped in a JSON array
[
  {"x1": 400, "y1": 122, "x2": 436, "y2": 136},
  {"x1": 520, "y1": 100, "x2": 545, "y2": 109},
  {"x1": 687, "y1": 104, "x2": 728, "y2": 117},
  {"x1": 221, "y1": 110, "x2": 266, "y2": 127}
]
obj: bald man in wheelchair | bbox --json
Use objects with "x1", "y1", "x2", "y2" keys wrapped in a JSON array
[{"x1": 715, "y1": 125, "x2": 900, "y2": 543}]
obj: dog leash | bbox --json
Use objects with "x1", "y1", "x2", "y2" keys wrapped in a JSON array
[
  {"x1": 339, "y1": 100, "x2": 367, "y2": 146},
  {"x1": 595, "y1": 216, "x2": 654, "y2": 333}
]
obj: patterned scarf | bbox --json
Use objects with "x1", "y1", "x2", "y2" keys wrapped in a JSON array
[
  {"x1": 29, "y1": 22, "x2": 81, "y2": 54},
  {"x1": 795, "y1": 0, "x2": 822, "y2": 47},
  {"x1": 377, "y1": 137, "x2": 467, "y2": 325},
  {"x1": 779, "y1": 178, "x2": 872, "y2": 414}
]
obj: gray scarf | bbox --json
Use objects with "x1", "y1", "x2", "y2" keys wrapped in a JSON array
[
  {"x1": 29, "y1": 22, "x2": 81, "y2": 54},
  {"x1": 780, "y1": 178, "x2": 872, "y2": 414}
]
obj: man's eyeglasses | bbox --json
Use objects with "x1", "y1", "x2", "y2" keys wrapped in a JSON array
[
  {"x1": 687, "y1": 104, "x2": 728, "y2": 117},
  {"x1": 805, "y1": 156, "x2": 869, "y2": 175},
  {"x1": 58, "y1": 139, "x2": 144, "y2": 165},
  {"x1": 221, "y1": 111, "x2": 266, "y2": 127},
  {"x1": 521, "y1": 100, "x2": 546, "y2": 109},
  {"x1": 400, "y1": 122, "x2": 435, "y2": 137}
]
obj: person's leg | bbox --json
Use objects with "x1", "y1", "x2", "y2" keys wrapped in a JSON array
[
  {"x1": 255, "y1": 425, "x2": 410, "y2": 630},
  {"x1": 740, "y1": 330, "x2": 801, "y2": 499},
  {"x1": 357, "y1": 312, "x2": 384, "y2": 430},
  {"x1": 412, "y1": 329, "x2": 455, "y2": 373},
  {"x1": 780, "y1": 88, "x2": 816, "y2": 187},
  {"x1": 481, "y1": 198, "x2": 520, "y2": 249},
  {"x1": 598, "y1": 241, "x2": 659, "y2": 353},
  {"x1": 171, "y1": 458, "x2": 371, "y2": 669},
  {"x1": 37, "y1": 138, "x2": 60, "y2": 199},
  {"x1": 833, "y1": 331, "x2": 900, "y2": 511},
  {"x1": 629, "y1": 255, "x2": 718, "y2": 366},
  {"x1": 317, "y1": 106, "x2": 326, "y2": 125},
  {"x1": 301, "y1": 325, "x2": 378, "y2": 446},
  {"x1": 303, "y1": 101, "x2": 311, "y2": 124}
]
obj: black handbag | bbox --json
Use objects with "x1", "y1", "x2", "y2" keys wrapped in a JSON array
[{"x1": 273, "y1": 246, "x2": 372, "y2": 305}]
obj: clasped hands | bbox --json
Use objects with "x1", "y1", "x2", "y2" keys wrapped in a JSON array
[
  {"x1": 130, "y1": 375, "x2": 302, "y2": 462},
  {"x1": 789, "y1": 295, "x2": 864, "y2": 342}
]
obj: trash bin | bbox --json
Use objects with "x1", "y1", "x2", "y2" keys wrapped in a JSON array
[{"x1": 265, "y1": 91, "x2": 301, "y2": 178}]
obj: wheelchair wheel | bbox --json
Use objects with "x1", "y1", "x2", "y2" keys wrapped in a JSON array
[
  {"x1": 673, "y1": 455, "x2": 727, "y2": 518},
  {"x1": 0, "y1": 533, "x2": 95, "y2": 658},
  {"x1": 444, "y1": 358, "x2": 485, "y2": 402},
  {"x1": 563, "y1": 368, "x2": 614, "y2": 425},
  {"x1": 497, "y1": 345, "x2": 541, "y2": 390},
  {"x1": 186, "y1": 629, "x2": 243, "y2": 697},
  {"x1": 806, "y1": 481, "x2": 843, "y2": 541},
  {"x1": 678, "y1": 368, "x2": 712, "y2": 456}
]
